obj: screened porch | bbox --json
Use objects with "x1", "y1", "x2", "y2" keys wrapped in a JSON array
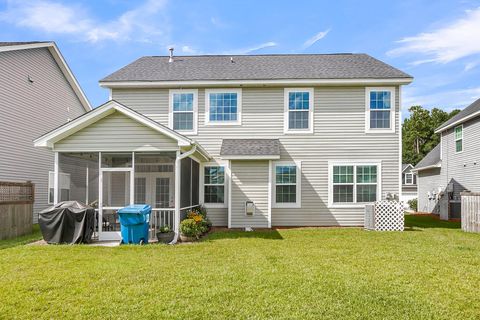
[{"x1": 52, "y1": 151, "x2": 201, "y2": 242}]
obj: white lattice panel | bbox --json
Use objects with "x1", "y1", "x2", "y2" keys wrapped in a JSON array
[{"x1": 365, "y1": 201, "x2": 404, "y2": 231}]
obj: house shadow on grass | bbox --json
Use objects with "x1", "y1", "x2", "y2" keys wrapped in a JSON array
[
  {"x1": 203, "y1": 229, "x2": 283, "y2": 241},
  {"x1": 404, "y1": 214, "x2": 461, "y2": 230}
]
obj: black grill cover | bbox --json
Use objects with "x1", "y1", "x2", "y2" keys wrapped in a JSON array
[{"x1": 39, "y1": 201, "x2": 95, "y2": 244}]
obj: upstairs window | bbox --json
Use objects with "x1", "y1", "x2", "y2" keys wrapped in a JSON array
[
  {"x1": 205, "y1": 89, "x2": 242, "y2": 125},
  {"x1": 169, "y1": 90, "x2": 198, "y2": 134},
  {"x1": 455, "y1": 125, "x2": 463, "y2": 153},
  {"x1": 366, "y1": 88, "x2": 395, "y2": 133},
  {"x1": 284, "y1": 88, "x2": 313, "y2": 133}
]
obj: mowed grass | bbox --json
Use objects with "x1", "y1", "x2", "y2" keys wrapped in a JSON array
[{"x1": 0, "y1": 216, "x2": 479, "y2": 319}]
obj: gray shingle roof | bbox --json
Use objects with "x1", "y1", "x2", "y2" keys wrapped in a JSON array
[
  {"x1": 436, "y1": 98, "x2": 480, "y2": 132},
  {"x1": 100, "y1": 54, "x2": 412, "y2": 82},
  {"x1": 414, "y1": 144, "x2": 441, "y2": 171},
  {"x1": 402, "y1": 164, "x2": 412, "y2": 172},
  {"x1": 0, "y1": 41, "x2": 49, "y2": 47},
  {"x1": 220, "y1": 139, "x2": 280, "y2": 157}
]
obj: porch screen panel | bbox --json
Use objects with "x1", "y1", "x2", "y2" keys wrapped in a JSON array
[
  {"x1": 102, "y1": 171, "x2": 130, "y2": 207},
  {"x1": 191, "y1": 160, "x2": 199, "y2": 205},
  {"x1": 134, "y1": 152, "x2": 175, "y2": 209},
  {"x1": 180, "y1": 158, "x2": 192, "y2": 208},
  {"x1": 58, "y1": 153, "x2": 99, "y2": 204}
]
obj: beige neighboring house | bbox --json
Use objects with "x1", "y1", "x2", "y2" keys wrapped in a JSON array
[
  {"x1": 0, "y1": 41, "x2": 91, "y2": 221},
  {"x1": 34, "y1": 50, "x2": 412, "y2": 242}
]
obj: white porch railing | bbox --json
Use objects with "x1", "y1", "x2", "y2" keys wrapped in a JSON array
[{"x1": 149, "y1": 209, "x2": 175, "y2": 240}]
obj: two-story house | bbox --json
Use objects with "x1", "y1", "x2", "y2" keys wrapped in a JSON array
[
  {"x1": 414, "y1": 98, "x2": 480, "y2": 219},
  {"x1": 34, "y1": 51, "x2": 412, "y2": 241},
  {"x1": 0, "y1": 42, "x2": 90, "y2": 222}
]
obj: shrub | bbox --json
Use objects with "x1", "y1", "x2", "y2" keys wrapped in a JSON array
[
  {"x1": 408, "y1": 198, "x2": 418, "y2": 212},
  {"x1": 180, "y1": 219, "x2": 202, "y2": 239}
]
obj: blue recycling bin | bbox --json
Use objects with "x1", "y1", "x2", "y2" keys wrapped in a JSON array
[{"x1": 118, "y1": 204, "x2": 151, "y2": 244}]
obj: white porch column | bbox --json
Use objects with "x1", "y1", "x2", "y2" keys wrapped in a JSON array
[
  {"x1": 53, "y1": 152, "x2": 59, "y2": 204},
  {"x1": 172, "y1": 150, "x2": 181, "y2": 244}
]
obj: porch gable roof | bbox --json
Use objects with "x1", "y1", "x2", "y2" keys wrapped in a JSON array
[{"x1": 34, "y1": 100, "x2": 193, "y2": 149}]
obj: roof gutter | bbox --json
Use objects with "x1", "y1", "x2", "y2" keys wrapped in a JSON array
[
  {"x1": 411, "y1": 162, "x2": 441, "y2": 173},
  {"x1": 99, "y1": 77, "x2": 413, "y2": 88},
  {"x1": 434, "y1": 109, "x2": 480, "y2": 133}
]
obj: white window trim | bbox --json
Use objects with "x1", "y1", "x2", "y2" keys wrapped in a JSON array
[
  {"x1": 205, "y1": 88, "x2": 242, "y2": 126},
  {"x1": 284, "y1": 88, "x2": 314, "y2": 134},
  {"x1": 272, "y1": 160, "x2": 302, "y2": 209},
  {"x1": 404, "y1": 173, "x2": 414, "y2": 185},
  {"x1": 199, "y1": 160, "x2": 229, "y2": 208},
  {"x1": 454, "y1": 124, "x2": 463, "y2": 154},
  {"x1": 328, "y1": 160, "x2": 382, "y2": 208},
  {"x1": 168, "y1": 89, "x2": 198, "y2": 135},
  {"x1": 365, "y1": 87, "x2": 395, "y2": 133}
]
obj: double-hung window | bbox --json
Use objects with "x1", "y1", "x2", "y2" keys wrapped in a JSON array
[
  {"x1": 366, "y1": 88, "x2": 395, "y2": 133},
  {"x1": 284, "y1": 88, "x2": 313, "y2": 133},
  {"x1": 329, "y1": 163, "x2": 380, "y2": 206},
  {"x1": 454, "y1": 125, "x2": 463, "y2": 153},
  {"x1": 169, "y1": 90, "x2": 198, "y2": 134},
  {"x1": 205, "y1": 89, "x2": 242, "y2": 125},
  {"x1": 273, "y1": 162, "x2": 301, "y2": 208},
  {"x1": 203, "y1": 165, "x2": 226, "y2": 205}
]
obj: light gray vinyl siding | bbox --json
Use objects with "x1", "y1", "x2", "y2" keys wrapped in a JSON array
[
  {"x1": 417, "y1": 168, "x2": 442, "y2": 213},
  {"x1": 230, "y1": 161, "x2": 269, "y2": 228},
  {"x1": 440, "y1": 118, "x2": 480, "y2": 196},
  {"x1": 112, "y1": 86, "x2": 400, "y2": 227},
  {"x1": 0, "y1": 47, "x2": 86, "y2": 222},
  {"x1": 54, "y1": 111, "x2": 179, "y2": 152}
]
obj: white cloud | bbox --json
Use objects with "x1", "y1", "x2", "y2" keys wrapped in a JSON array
[
  {"x1": 403, "y1": 86, "x2": 480, "y2": 111},
  {"x1": 388, "y1": 7, "x2": 480, "y2": 64},
  {"x1": 180, "y1": 45, "x2": 197, "y2": 54},
  {"x1": 0, "y1": 0, "x2": 169, "y2": 43},
  {"x1": 302, "y1": 29, "x2": 330, "y2": 49},
  {"x1": 222, "y1": 41, "x2": 277, "y2": 55}
]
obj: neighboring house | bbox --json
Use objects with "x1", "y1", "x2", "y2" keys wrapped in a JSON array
[
  {"x1": 0, "y1": 42, "x2": 91, "y2": 221},
  {"x1": 413, "y1": 98, "x2": 480, "y2": 219},
  {"x1": 400, "y1": 163, "x2": 417, "y2": 208},
  {"x1": 34, "y1": 51, "x2": 412, "y2": 241}
]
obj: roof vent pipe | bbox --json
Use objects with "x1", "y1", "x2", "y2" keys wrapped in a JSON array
[{"x1": 168, "y1": 47, "x2": 174, "y2": 62}]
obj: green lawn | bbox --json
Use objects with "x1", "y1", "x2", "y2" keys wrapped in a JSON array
[
  {"x1": 0, "y1": 224, "x2": 42, "y2": 250},
  {"x1": 0, "y1": 215, "x2": 479, "y2": 319}
]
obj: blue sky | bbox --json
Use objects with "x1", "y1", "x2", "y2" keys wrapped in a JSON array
[{"x1": 1, "y1": 0, "x2": 480, "y2": 119}]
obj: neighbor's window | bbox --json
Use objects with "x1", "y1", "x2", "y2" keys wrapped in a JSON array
[
  {"x1": 405, "y1": 173, "x2": 413, "y2": 184},
  {"x1": 367, "y1": 88, "x2": 394, "y2": 131},
  {"x1": 170, "y1": 90, "x2": 197, "y2": 133},
  {"x1": 273, "y1": 162, "x2": 301, "y2": 207},
  {"x1": 204, "y1": 166, "x2": 225, "y2": 204},
  {"x1": 455, "y1": 125, "x2": 463, "y2": 153},
  {"x1": 48, "y1": 171, "x2": 71, "y2": 203},
  {"x1": 285, "y1": 89, "x2": 313, "y2": 133},
  {"x1": 332, "y1": 164, "x2": 378, "y2": 204},
  {"x1": 206, "y1": 90, "x2": 241, "y2": 124}
]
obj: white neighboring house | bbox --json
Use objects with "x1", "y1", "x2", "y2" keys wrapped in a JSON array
[
  {"x1": 0, "y1": 41, "x2": 91, "y2": 221},
  {"x1": 34, "y1": 51, "x2": 413, "y2": 242},
  {"x1": 401, "y1": 163, "x2": 417, "y2": 209}
]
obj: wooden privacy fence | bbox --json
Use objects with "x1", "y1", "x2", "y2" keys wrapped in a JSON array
[
  {"x1": 461, "y1": 192, "x2": 480, "y2": 233},
  {"x1": 0, "y1": 181, "x2": 34, "y2": 240}
]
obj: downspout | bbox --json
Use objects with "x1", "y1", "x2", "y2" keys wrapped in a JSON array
[{"x1": 170, "y1": 145, "x2": 197, "y2": 244}]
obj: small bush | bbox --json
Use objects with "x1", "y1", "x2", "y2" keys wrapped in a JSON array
[
  {"x1": 408, "y1": 198, "x2": 418, "y2": 212},
  {"x1": 180, "y1": 219, "x2": 202, "y2": 238}
]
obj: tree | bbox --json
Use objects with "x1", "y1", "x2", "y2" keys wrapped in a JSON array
[{"x1": 402, "y1": 106, "x2": 460, "y2": 165}]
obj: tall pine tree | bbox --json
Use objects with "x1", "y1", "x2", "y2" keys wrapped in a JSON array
[{"x1": 402, "y1": 106, "x2": 460, "y2": 165}]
